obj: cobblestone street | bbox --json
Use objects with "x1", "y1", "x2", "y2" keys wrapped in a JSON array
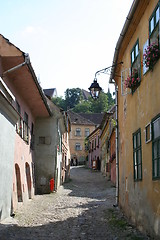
[{"x1": 0, "y1": 166, "x2": 151, "y2": 240}]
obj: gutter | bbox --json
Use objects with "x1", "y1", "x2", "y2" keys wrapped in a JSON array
[
  {"x1": 2, "y1": 53, "x2": 52, "y2": 116},
  {"x1": 109, "y1": 0, "x2": 139, "y2": 83},
  {"x1": 26, "y1": 60, "x2": 52, "y2": 116}
]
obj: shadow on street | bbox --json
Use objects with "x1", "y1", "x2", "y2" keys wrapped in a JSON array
[{"x1": 0, "y1": 167, "x2": 150, "y2": 240}]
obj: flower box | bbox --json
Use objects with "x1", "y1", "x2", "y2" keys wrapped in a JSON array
[
  {"x1": 143, "y1": 42, "x2": 160, "y2": 70},
  {"x1": 124, "y1": 69, "x2": 140, "y2": 91}
]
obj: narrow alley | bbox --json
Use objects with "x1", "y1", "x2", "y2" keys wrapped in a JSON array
[{"x1": 0, "y1": 167, "x2": 150, "y2": 240}]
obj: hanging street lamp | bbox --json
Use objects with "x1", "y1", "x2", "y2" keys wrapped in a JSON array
[
  {"x1": 88, "y1": 62, "x2": 123, "y2": 99},
  {"x1": 88, "y1": 77, "x2": 102, "y2": 99}
]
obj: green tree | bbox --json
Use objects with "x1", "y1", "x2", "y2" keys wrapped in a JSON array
[
  {"x1": 106, "y1": 88, "x2": 115, "y2": 108},
  {"x1": 73, "y1": 101, "x2": 91, "y2": 113},
  {"x1": 52, "y1": 88, "x2": 114, "y2": 113},
  {"x1": 52, "y1": 96, "x2": 66, "y2": 110},
  {"x1": 90, "y1": 92, "x2": 108, "y2": 113},
  {"x1": 65, "y1": 88, "x2": 82, "y2": 109}
]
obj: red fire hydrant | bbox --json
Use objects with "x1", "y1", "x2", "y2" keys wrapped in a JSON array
[{"x1": 49, "y1": 178, "x2": 54, "y2": 192}]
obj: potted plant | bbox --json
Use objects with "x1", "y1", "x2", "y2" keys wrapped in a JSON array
[
  {"x1": 143, "y1": 42, "x2": 160, "y2": 70},
  {"x1": 124, "y1": 69, "x2": 140, "y2": 91}
]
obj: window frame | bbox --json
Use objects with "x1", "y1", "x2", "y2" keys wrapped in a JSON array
[
  {"x1": 97, "y1": 136, "x2": 100, "y2": 148},
  {"x1": 75, "y1": 128, "x2": 81, "y2": 136},
  {"x1": 133, "y1": 129, "x2": 142, "y2": 181},
  {"x1": 152, "y1": 114, "x2": 160, "y2": 179},
  {"x1": 92, "y1": 140, "x2": 94, "y2": 151},
  {"x1": 85, "y1": 128, "x2": 90, "y2": 137},
  {"x1": 149, "y1": 4, "x2": 160, "y2": 40},
  {"x1": 94, "y1": 137, "x2": 96, "y2": 150},
  {"x1": 145, "y1": 122, "x2": 152, "y2": 143},
  {"x1": 75, "y1": 143, "x2": 81, "y2": 151},
  {"x1": 131, "y1": 40, "x2": 139, "y2": 66},
  {"x1": 23, "y1": 112, "x2": 29, "y2": 144},
  {"x1": 130, "y1": 39, "x2": 141, "y2": 92}
]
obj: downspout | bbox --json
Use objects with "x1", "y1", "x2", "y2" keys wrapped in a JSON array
[
  {"x1": 110, "y1": 81, "x2": 119, "y2": 207},
  {"x1": 54, "y1": 118, "x2": 59, "y2": 191},
  {"x1": 115, "y1": 83, "x2": 119, "y2": 206},
  {"x1": 2, "y1": 53, "x2": 30, "y2": 75},
  {"x1": 110, "y1": 0, "x2": 140, "y2": 207}
]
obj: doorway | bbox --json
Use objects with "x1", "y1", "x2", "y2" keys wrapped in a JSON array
[
  {"x1": 25, "y1": 162, "x2": 32, "y2": 199},
  {"x1": 15, "y1": 164, "x2": 23, "y2": 202}
]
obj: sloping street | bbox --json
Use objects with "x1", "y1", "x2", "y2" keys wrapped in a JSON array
[{"x1": 0, "y1": 167, "x2": 150, "y2": 240}]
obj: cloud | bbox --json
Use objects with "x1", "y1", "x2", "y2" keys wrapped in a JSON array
[
  {"x1": 22, "y1": 26, "x2": 35, "y2": 34},
  {"x1": 21, "y1": 26, "x2": 47, "y2": 36}
]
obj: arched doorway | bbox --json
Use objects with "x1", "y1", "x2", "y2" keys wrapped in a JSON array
[
  {"x1": 25, "y1": 163, "x2": 32, "y2": 199},
  {"x1": 15, "y1": 164, "x2": 23, "y2": 202}
]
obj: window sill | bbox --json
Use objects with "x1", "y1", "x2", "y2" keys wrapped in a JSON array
[
  {"x1": 152, "y1": 177, "x2": 160, "y2": 181},
  {"x1": 131, "y1": 82, "x2": 141, "y2": 94},
  {"x1": 134, "y1": 178, "x2": 142, "y2": 182}
]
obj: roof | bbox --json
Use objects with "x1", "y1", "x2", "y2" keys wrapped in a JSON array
[
  {"x1": 79, "y1": 113, "x2": 105, "y2": 126},
  {"x1": 67, "y1": 110, "x2": 95, "y2": 126},
  {"x1": 0, "y1": 34, "x2": 52, "y2": 117},
  {"x1": 108, "y1": 104, "x2": 116, "y2": 114},
  {"x1": 109, "y1": 0, "x2": 150, "y2": 83},
  {"x1": 87, "y1": 112, "x2": 111, "y2": 139},
  {"x1": 81, "y1": 89, "x2": 90, "y2": 100},
  {"x1": 43, "y1": 88, "x2": 57, "y2": 99}
]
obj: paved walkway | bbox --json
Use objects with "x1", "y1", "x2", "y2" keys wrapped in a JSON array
[{"x1": 0, "y1": 166, "x2": 151, "y2": 240}]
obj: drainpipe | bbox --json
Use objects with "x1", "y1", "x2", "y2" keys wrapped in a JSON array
[
  {"x1": 115, "y1": 83, "x2": 119, "y2": 206},
  {"x1": 2, "y1": 53, "x2": 30, "y2": 75}
]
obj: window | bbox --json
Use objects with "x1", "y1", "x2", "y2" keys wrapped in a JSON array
[
  {"x1": 16, "y1": 101, "x2": 23, "y2": 137},
  {"x1": 85, "y1": 128, "x2": 90, "y2": 137},
  {"x1": 30, "y1": 123, "x2": 35, "y2": 150},
  {"x1": 39, "y1": 136, "x2": 51, "y2": 145},
  {"x1": 149, "y1": 4, "x2": 160, "y2": 44},
  {"x1": 75, "y1": 143, "x2": 81, "y2": 151},
  {"x1": 97, "y1": 136, "x2": 99, "y2": 148},
  {"x1": 23, "y1": 112, "x2": 29, "y2": 143},
  {"x1": 131, "y1": 41, "x2": 139, "y2": 66},
  {"x1": 145, "y1": 123, "x2": 151, "y2": 143},
  {"x1": 143, "y1": 40, "x2": 149, "y2": 75},
  {"x1": 39, "y1": 137, "x2": 45, "y2": 144},
  {"x1": 75, "y1": 128, "x2": 81, "y2": 136},
  {"x1": 94, "y1": 138, "x2": 96, "y2": 149},
  {"x1": 92, "y1": 140, "x2": 94, "y2": 151},
  {"x1": 152, "y1": 115, "x2": 160, "y2": 179},
  {"x1": 88, "y1": 141, "x2": 92, "y2": 152},
  {"x1": 131, "y1": 42, "x2": 139, "y2": 65},
  {"x1": 130, "y1": 40, "x2": 141, "y2": 92},
  {"x1": 16, "y1": 101, "x2": 21, "y2": 114},
  {"x1": 133, "y1": 129, "x2": 142, "y2": 181}
]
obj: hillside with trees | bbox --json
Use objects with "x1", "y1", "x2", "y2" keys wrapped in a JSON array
[{"x1": 52, "y1": 88, "x2": 115, "y2": 113}]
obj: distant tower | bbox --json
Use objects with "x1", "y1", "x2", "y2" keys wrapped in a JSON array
[{"x1": 107, "y1": 86, "x2": 110, "y2": 94}]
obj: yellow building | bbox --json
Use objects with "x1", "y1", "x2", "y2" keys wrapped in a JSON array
[
  {"x1": 100, "y1": 108, "x2": 116, "y2": 182},
  {"x1": 68, "y1": 110, "x2": 95, "y2": 165},
  {"x1": 110, "y1": 0, "x2": 160, "y2": 238}
]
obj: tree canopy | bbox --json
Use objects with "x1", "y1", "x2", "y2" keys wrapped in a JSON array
[
  {"x1": 52, "y1": 88, "x2": 114, "y2": 113},
  {"x1": 65, "y1": 88, "x2": 82, "y2": 109}
]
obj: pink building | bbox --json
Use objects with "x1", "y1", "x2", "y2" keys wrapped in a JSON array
[
  {"x1": 88, "y1": 126, "x2": 101, "y2": 170},
  {"x1": 0, "y1": 34, "x2": 51, "y2": 212}
]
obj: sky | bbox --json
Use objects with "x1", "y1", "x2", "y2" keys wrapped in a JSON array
[{"x1": 0, "y1": 0, "x2": 133, "y2": 98}]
